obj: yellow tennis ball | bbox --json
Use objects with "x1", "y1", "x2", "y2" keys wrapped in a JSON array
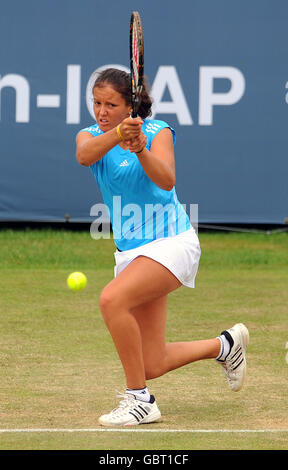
[{"x1": 67, "y1": 272, "x2": 87, "y2": 291}]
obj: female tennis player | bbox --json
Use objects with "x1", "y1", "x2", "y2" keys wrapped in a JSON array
[{"x1": 76, "y1": 68, "x2": 249, "y2": 426}]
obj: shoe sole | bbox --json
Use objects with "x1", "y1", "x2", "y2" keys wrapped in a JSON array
[{"x1": 98, "y1": 409, "x2": 162, "y2": 427}]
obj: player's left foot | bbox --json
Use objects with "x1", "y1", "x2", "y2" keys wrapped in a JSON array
[
  {"x1": 98, "y1": 392, "x2": 161, "y2": 427},
  {"x1": 217, "y1": 323, "x2": 249, "y2": 391}
]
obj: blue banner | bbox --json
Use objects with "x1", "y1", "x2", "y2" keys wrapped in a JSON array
[{"x1": 0, "y1": 0, "x2": 287, "y2": 224}]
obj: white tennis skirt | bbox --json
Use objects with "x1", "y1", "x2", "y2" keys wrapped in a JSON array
[{"x1": 114, "y1": 228, "x2": 201, "y2": 288}]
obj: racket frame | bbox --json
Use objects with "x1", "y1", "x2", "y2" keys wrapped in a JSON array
[{"x1": 130, "y1": 11, "x2": 144, "y2": 118}]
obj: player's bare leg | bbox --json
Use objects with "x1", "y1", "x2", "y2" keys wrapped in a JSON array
[
  {"x1": 131, "y1": 294, "x2": 221, "y2": 380},
  {"x1": 99, "y1": 256, "x2": 183, "y2": 389}
]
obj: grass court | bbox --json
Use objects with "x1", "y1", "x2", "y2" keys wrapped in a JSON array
[{"x1": 0, "y1": 228, "x2": 287, "y2": 450}]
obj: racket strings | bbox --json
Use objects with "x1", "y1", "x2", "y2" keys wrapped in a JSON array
[{"x1": 130, "y1": 11, "x2": 144, "y2": 117}]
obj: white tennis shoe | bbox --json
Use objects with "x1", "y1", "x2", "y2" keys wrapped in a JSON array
[
  {"x1": 217, "y1": 323, "x2": 249, "y2": 391},
  {"x1": 98, "y1": 392, "x2": 161, "y2": 427}
]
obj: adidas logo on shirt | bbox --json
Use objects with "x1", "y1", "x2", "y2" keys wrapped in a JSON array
[{"x1": 120, "y1": 160, "x2": 129, "y2": 167}]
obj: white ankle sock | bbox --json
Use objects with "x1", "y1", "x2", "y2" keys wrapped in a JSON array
[
  {"x1": 126, "y1": 387, "x2": 151, "y2": 402},
  {"x1": 216, "y1": 335, "x2": 231, "y2": 361}
]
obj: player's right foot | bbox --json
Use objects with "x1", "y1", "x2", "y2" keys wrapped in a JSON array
[
  {"x1": 98, "y1": 392, "x2": 161, "y2": 427},
  {"x1": 217, "y1": 323, "x2": 249, "y2": 391}
]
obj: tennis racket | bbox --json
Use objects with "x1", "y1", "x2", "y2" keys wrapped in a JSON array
[{"x1": 129, "y1": 11, "x2": 144, "y2": 118}]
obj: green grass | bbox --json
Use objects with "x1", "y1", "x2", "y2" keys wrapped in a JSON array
[{"x1": 0, "y1": 228, "x2": 287, "y2": 450}]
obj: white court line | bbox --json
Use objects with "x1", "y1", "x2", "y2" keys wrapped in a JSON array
[{"x1": 0, "y1": 428, "x2": 287, "y2": 433}]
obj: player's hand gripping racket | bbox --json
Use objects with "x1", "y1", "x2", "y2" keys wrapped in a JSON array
[{"x1": 130, "y1": 11, "x2": 144, "y2": 118}]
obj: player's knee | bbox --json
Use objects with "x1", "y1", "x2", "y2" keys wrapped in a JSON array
[
  {"x1": 99, "y1": 287, "x2": 124, "y2": 324},
  {"x1": 99, "y1": 288, "x2": 116, "y2": 318}
]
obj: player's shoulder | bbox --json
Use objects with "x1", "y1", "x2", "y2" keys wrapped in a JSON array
[
  {"x1": 142, "y1": 119, "x2": 176, "y2": 144},
  {"x1": 77, "y1": 123, "x2": 103, "y2": 137}
]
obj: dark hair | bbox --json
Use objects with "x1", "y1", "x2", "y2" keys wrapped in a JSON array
[{"x1": 92, "y1": 68, "x2": 153, "y2": 119}]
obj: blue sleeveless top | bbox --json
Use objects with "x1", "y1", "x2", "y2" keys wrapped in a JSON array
[{"x1": 79, "y1": 119, "x2": 191, "y2": 251}]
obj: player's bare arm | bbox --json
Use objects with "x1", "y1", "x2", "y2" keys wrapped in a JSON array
[
  {"x1": 127, "y1": 127, "x2": 176, "y2": 191},
  {"x1": 76, "y1": 129, "x2": 120, "y2": 166},
  {"x1": 76, "y1": 117, "x2": 142, "y2": 167}
]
